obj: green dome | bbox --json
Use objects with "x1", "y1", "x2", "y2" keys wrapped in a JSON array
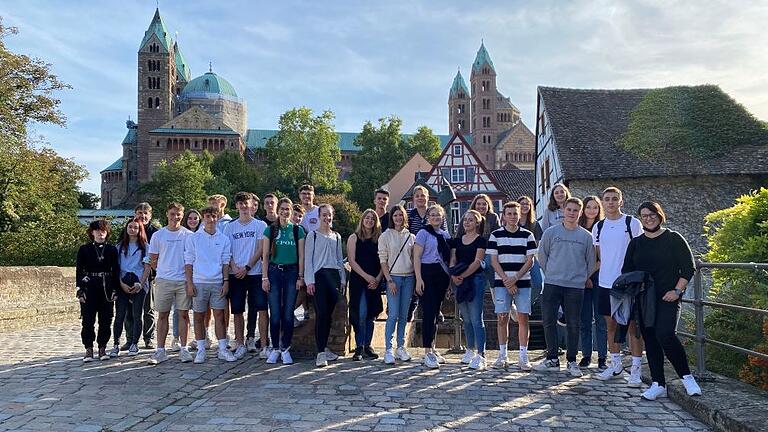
[{"x1": 181, "y1": 71, "x2": 238, "y2": 98}]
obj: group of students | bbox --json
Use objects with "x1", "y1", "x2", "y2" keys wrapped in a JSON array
[{"x1": 75, "y1": 182, "x2": 702, "y2": 400}]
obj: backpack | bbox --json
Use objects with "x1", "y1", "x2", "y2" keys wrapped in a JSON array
[
  {"x1": 595, "y1": 215, "x2": 634, "y2": 243},
  {"x1": 269, "y1": 223, "x2": 301, "y2": 260}
]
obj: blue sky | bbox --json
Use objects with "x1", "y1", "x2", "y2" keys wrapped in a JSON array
[{"x1": 4, "y1": 0, "x2": 768, "y2": 194}]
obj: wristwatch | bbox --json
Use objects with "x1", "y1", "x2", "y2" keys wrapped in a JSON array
[
  {"x1": 674, "y1": 288, "x2": 684, "y2": 297},
  {"x1": 245, "y1": 265, "x2": 252, "y2": 271}
]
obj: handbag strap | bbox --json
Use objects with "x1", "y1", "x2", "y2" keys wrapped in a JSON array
[{"x1": 388, "y1": 233, "x2": 410, "y2": 273}]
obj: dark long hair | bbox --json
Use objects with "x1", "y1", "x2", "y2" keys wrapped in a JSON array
[
  {"x1": 578, "y1": 195, "x2": 604, "y2": 230},
  {"x1": 182, "y1": 209, "x2": 202, "y2": 232},
  {"x1": 118, "y1": 218, "x2": 148, "y2": 256},
  {"x1": 547, "y1": 183, "x2": 572, "y2": 211},
  {"x1": 517, "y1": 195, "x2": 536, "y2": 228}
]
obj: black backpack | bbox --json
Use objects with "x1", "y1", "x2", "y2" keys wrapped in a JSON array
[{"x1": 595, "y1": 215, "x2": 634, "y2": 243}]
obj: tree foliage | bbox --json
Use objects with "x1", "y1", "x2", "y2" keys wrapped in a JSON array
[
  {"x1": 265, "y1": 107, "x2": 340, "y2": 192},
  {"x1": 140, "y1": 151, "x2": 213, "y2": 218},
  {"x1": 406, "y1": 125, "x2": 441, "y2": 163},
  {"x1": 702, "y1": 188, "x2": 768, "y2": 385},
  {"x1": 78, "y1": 190, "x2": 101, "y2": 209},
  {"x1": 315, "y1": 194, "x2": 361, "y2": 243},
  {"x1": 209, "y1": 150, "x2": 262, "y2": 198}
]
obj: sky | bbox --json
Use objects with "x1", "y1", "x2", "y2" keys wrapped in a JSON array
[{"x1": 3, "y1": 0, "x2": 768, "y2": 195}]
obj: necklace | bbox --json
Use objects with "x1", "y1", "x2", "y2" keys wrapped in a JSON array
[{"x1": 93, "y1": 243, "x2": 105, "y2": 262}]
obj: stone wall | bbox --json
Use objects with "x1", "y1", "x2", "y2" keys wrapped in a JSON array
[
  {"x1": 0, "y1": 266, "x2": 79, "y2": 327},
  {"x1": 569, "y1": 174, "x2": 767, "y2": 253}
]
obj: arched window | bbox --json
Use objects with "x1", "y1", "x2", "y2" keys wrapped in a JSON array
[
  {"x1": 155, "y1": 97, "x2": 160, "y2": 108},
  {"x1": 147, "y1": 97, "x2": 153, "y2": 108},
  {"x1": 185, "y1": 139, "x2": 190, "y2": 149},
  {"x1": 166, "y1": 139, "x2": 171, "y2": 148}
]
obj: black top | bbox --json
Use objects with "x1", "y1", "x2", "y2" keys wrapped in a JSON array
[
  {"x1": 622, "y1": 230, "x2": 695, "y2": 297},
  {"x1": 407, "y1": 207, "x2": 447, "y2": 235},
  {"x1": 451, "y1": 235, "x2": 488, "y2": 276},
  {"x1": 379, "y1": 212, "x2": 390, "y2": 232},
  {"x1": 144, "y1": 222, "x2": 158, "y2": 242},
  {"x1": 75, "y1": 242, "x2": 121, "y2": 295}
]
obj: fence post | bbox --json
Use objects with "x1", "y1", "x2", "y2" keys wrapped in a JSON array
[
  {"x1": 448, "y1": 296, "x2": 464, "y2": 354},
  {"x1": 694, "y1": 260, "x2": 706, "y2": 377}
]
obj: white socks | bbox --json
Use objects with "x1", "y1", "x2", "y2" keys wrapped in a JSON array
[
  {"x1": 612, "y1": 353, "x2": 622, "y2": 370},
  {"x1": 519, "y1": 346, "x2": 528, "y2": 355},
  {"x1": 197, "y1": 340, "x2": 206, "y2": 352},
  {"x1": 499, "y1": 344, "x2": 508, "y2": 358},
  {"x1": 218, "y1": 339, "x2": 227, "y2": 351},
  {"x1": 631, "y1": 356, "x2": 642, "y2": 368}
]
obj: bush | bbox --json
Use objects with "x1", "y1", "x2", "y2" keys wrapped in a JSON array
[
  {"x1": 0, "y1": 216, "x2": 85, "y2": 266},
  {"x1": 702, "y1": 188, "x2": 768, "y2": 385},
  {"x1": 315, "y1": 194, "x2": 361, "y2": 246}
]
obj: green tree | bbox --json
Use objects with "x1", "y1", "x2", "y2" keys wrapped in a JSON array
[
  {"x1": 209, "y1": 150, "x2": 262, "y2": 198},
  {"x1": 78, "y1": 190, "x2": 101, "y2": 209},
  {"x1": 265, "y1": 107, "x2": 340, "y2": 192},
  {"x1": 315, "y1": 194, "x2": 361, "y2": 243},
  {"x1": 405, "y1": 126, "x2": 441, "y2": 163},
  {"x1": 348, "y1": 117, "x2": 406, "y2": 209},
  {"x1": 141, "y1": 151, "x2": 213, "y2": 219}
]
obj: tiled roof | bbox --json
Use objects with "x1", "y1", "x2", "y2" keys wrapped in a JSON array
[
  {"x1": 174, "y1": 41, "x2": 191, "y2": 82},
  {"x1": 488, "y1": 169, "x2": 535, "y2": 200},
  {"x1": 101, "y1": 158, "x2": 123, "y2": 173},
  {"x1": 539, "y1": 86, "x2": 768, "y2": 180},
  {"x1": 496, "y1": 121, "x2": 532, "y2": 147},
  {"x1": 245, "y1": 129, "x2": 452, "y2": 153},
  {"x1": 472, "y1": 42, "x2": 495, "y2": 74},
  {"x1": 496, "y1": 90, "x2": 517, "y2": 111},
  {"x1": 140, "y1": 8, "x2": 172, "y2": 51},
  {"x1": 449, "y1": 70, "x2": 469, "y2": 98}
]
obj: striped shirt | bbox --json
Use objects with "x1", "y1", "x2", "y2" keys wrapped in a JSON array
[
  {"x1": 486, "y1": 226, "x2": 537, "y2": 289},
  {"x1": 407, "y1": 207, "x2": 447, "y2": 235}
]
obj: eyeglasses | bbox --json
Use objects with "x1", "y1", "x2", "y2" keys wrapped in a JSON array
[{"x1": 640, "y1": 213, "x2": 659, "y2": 220}]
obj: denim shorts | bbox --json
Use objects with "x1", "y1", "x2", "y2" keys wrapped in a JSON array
[{"x1": 494, "y1": 286, "x2": 531, "y2": 314}]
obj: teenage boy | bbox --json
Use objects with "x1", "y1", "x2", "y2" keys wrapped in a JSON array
[
  {"x1": 487, "y1": 201, "x2": 537, "y2": 370},
  {"x1": 208, "y1": 194, "x2": 233, "y2": 341},
  {"x1": 374, "y1": 189, "x2": 390, "y2": 231},
  {"x1": 223, "y1": 192, "x2": 270, "y2": 358},
  {"x1": 262, "y1": 193, "x2": 278, "y2": 224},
  {"x1": 534, "y1": 198, "x2": 596, "y2": 377},
  {"x1": 185, "y1": 206, "x2": 236, "y2": 363},
  {"x1": 123, "y1": 202, "x2": 158, "y2": 350},
  {"x1": 299, "y1": 185, "x2": 320, "y2": 233},
  {"x1": 147, "y1": 203, "x2": 193, "y2": 364},
  {"x1": 593, "y1": 187, "x2": 645, "y2": 385}
]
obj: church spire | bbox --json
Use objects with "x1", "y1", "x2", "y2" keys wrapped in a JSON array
[
  {"x1": 472, "y1": 41, "x2": 495, "y2": 74},
  {"x1": 139, "y1": 8, "x2": 173, "y2": 51},
  {"x1": 449, "y1": 69, "x2": 469, "y2": 98}
]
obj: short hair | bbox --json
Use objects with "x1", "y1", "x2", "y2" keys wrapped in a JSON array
[
  {"x1": 426, "y1": 204, "x2": 445, "y2": 218},
  {"x1": 87, "y1": 219, "x2": 111, "y2": 240},
  {"x1": 374, "y1": 189, "x2": 390, "y2": 197},
  {"x1": 602, "y1": 186, "x2": 623, "y2": 199},
  {"x1": 201, "y1": 206, "x2": 219, "y2": 217},
  {"x1": 299, "y1": 184, "x2": 314, "y2": 193},
  {"x1": 412, "y1": 185, "x2": 429, "y2": 197},
  {"x1": 387, "y1": 205, "x2": 408, "y2": 230},
  {"x1": 564, "y1": 197, "x2": 584, "y2": 209},
  {"x1": 207, "y1": 194, "x2": 227, "y2": 207},
  {"x1": 637, "y1": 201, "x2": 667, "y2": 224},
  {"x1": 547, "y1": 183, "x2": 572, "y2": 211},
  {"x1": 234, "y1": 191, "x2": 254, "y2": 204},
  {"x1": 502, "y1": 201, "x2": 521, "y2": 214},
  {"x1": 264, "y1": 193, "x2": 277, "y2": 201},
  {"x1": 318, "y1": 203, "x2": 334, "y2": 217},
  {"x1": 167, "y1": 202, "x2": 185, "y2": 213},
  {"x1": 292, "y1": 203, "x2": 304, "y2": 215},
  {"x1": 134, "y1": 202, "x2": 152, "y2": 213}
]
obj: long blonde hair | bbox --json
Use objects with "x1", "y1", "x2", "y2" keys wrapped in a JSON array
[
  {"x1": 354, "y1": 209, "x2": 381, "y2": 242},
  {"x1": 469, "y1": 194, "x2": 496, "y2": 216},
  {"x1": 517, "y1": 195, "x2": 536, "y2": 227}
]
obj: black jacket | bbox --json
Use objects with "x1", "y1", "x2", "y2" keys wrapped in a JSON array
[
  {"x1": 76, "y1": 242, "x2": 120, "y2": 300},
  {"x1": 610, "y1": 271, "x2": 656, "y2": 342}
]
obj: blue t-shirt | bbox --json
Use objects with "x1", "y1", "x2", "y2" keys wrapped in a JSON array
[{"x1": 415, "y1": 228, "x2": 450, "y2": 264}]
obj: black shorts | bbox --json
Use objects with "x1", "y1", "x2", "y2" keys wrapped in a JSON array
[
  {"x1": 597, "y1": 286, "x2": 612, "y2": 317},
  {"x1": 228, "y1": 274, "x2": 267, "y2": 314}
]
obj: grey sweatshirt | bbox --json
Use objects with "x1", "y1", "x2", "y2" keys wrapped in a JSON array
[
  {"x1": 538, "y1": 223, "x2": 596, "y2": 289},
  {"x1": 303, "y1": 230, "x2": 346, "y2": 285}
]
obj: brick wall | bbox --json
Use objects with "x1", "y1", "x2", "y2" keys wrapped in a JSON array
[{"x1": 0, "y1": 267, "x2": 79, "y2": 326}]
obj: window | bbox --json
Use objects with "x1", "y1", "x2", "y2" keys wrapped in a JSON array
[
  {"x1": 544, "y1": 157, "x2": 552, "y2": 190},
  {"x1": 540, "y1": 165, "x2": 546, "y2": 195},
  {"x1": 451, "y1": 168, "x2": 466, "y2": 184},
  {"x1": 482, "y1": 116, "x2": 490, "y2": 128},
  {"x1": 482, "y1": 98, "x2": 490, "y2": 110},
  {"x1": 453, "y1": 145, "x2": 461, "y2": 156},
  {"x1": 155, "y1": 97, "x2": 160, "y2": 108},
  {"x1": 451, "y1": 202, "x2": 460, "y2": 232},
  {"x1": 147, "y1": 97, "x2": 153, "y2": 108}
]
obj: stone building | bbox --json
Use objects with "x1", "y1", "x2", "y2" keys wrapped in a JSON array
[
  {"x1": 534, "y1": 86, "x2": 768, "y2": 252},
  {"x1": 448, "y1": 42, "x2": 535, "y2": 170}
]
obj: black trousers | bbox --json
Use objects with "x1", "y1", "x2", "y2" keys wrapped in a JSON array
[
  {"x1": 312, "y1": 269, "x2": 340, "y2": 352},
  {"x1": 113, "y1": 289, "x2": 146, "y2": 345},
  {"x1": 640, "y1": 298, "x2": 691, "y2": 386},
  {"x1": 420, "y1": 264, "x2": 449, "y2": 348},
  {"x1": 124, "y1": 280, "x2": 155, "y2": 343},
  {"x1": 541, "y1": 283, "x2": 584, "y2": 362},
  {"x1": 81, "y1": 288, "x2": 114, "y2": 349}
]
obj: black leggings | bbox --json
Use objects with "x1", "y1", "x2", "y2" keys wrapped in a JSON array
[
  {"x1": 420, "y1": 263, "x2": 449, "y2": 348},
  {"x1": 113, "y1": 289, "x2": 146, "y2": 345},
  {"x1": 640, "y1": 298, "x2": 691, "y2": 386},
  {"x1": 81, "y1": 289, "x2": 114, "y2": 349},
  {"x1": 312, "y1": 269, "x2": 340, "y2": 352}
]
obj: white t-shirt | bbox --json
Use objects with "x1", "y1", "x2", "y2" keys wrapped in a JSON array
[
  {"x1": 592, "y1": 214, "x2": 643, "y2": 288},
  {"x1": 148, "y1": 226, "x2": 192, "y2": 281},
  {"x1": 216, "y1": 214, "x2": 233, "y2": 233},
  {"x1": 301, "y1": 206, "x2": 320, "y2": 233},
  {"x1": 223, "y1": 217, "x2": 267, "y2": 276}
]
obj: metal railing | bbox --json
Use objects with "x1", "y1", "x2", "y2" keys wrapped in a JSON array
[{"x1": 676, "y1": 260, "x2": 768, "y2": 381}]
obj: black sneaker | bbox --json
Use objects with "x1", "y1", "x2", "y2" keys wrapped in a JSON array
[
  {"x1": 597, "y1": 358, "x2": 608, "y2": 370},
  {"x1": 578, "y1": 356, "x2": 591, "y2": 368},
  {"x1": 352, "y1": 347, "x2": 364, "y2": 361},
  {"x1": 120, "y1": 342, "x2": 132, "y2": 351},
  {"x1": 363, "y1": 346, "x2": 379, "y2": 360}
]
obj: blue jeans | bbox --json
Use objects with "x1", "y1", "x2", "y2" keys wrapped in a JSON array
[
  {"x1": 354, "y1": 291, "x2": 375, "y2": 347},
  {"x1": 530, "y1": 258, "x2": 543, "y2": 294},
  {"x1": 385, "y1": 275, "x2": 415, "y2": 350},
  {"x1": 457, "y1": 273, "x2": 486, "y2": 354},
  {"x1": 267, "y1": 264, "x2": 299, "y2": 350},
  {"x1": 171, "y1": 304, "x2": 179, "y2": 338},
  {"x1": 580, "y1": 287, "x2": 607, "y2": 360}
]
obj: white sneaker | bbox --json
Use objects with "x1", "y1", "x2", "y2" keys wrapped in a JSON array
[
  {"x1": 108, "y1": 345, "x2": 120, "y2": 358},
  {"x1": 395, "y1": 347, "x2": 412, "y2": 362},
  {"x1": 217, "y1": 348, "x2": 236, "y2": 362},
  {"x1": 566, "y1": 361, "x2": 583, "y2": 377},
  {"x1": 324, "y1": 348, "x2": 339, "y2": 361},
  {"x1": 460, "y1": 349, "x2": 475, "y2": 364},
  {"x1": 246, "y1": 337, "x2": 257, "y2": 353},
  {"x1": 518, "y1": 352, "x2": 532, "y2": 371},
  {"x1": 383, "y1": 349, "x2": 396, "y2": 365},
  {"x1": 682, "y1": 375, "x2": 702, "y2": 396},
  {"x1": 260, "y1": 346, "x2": 272, "y2": 360},
  {"x1": 641, "y1": 382, "x2": 667, "y2": 400},
  {"x1": 315, "y1": 352, "x2": 328, "y2": 368},
  {"x1": 266, "y1": 349, "x2": 280, "y2": 364},
  {"x1": 148, "y1": 349, "x2": 168, "y2": 365},
  {"x1": 179, "y1": 348, "x2": 193, "y2": 363},
  {"x1": 627, "y1": 365, "x2": 642, "y2": 387},
  {"x1": 281, "y1": 349, "x2": 294, "y2": 365},
  {"x1": 595, "y1": 363, "x2": 624, "y2": 380},
  {"x1": 433, "y1": 351, "x2": 446, "y2": 364},
  {"x1": 468, "y1": 354, "x2": 486, "y2": 370},
  {"x1": 423, "y1": 352, "x2": 439, "y2": 369},
  {"x1": 233, "y1": 345, "x2": 247, "y2": 360},
  {"x1": 170, "y1": 337, "x2": 181, "y2": 352},
  {"x1": 194, "y1": 349, "x2": 206, "y2": 364},
  {"x1": 127, "y1": 344, "x2": 139, "y2": 356},
  {"x1": 533, "y1": 358, "x2": 560, "y2": 372},
  {"x1": 492, "y1": 356, "x2": 508, "y2": 369}
]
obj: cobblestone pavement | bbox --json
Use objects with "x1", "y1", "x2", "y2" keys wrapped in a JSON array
[{"x1": 0, "y1": 323, "x2": 710, "y2": 432}]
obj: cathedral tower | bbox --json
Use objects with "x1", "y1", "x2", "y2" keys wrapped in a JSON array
[
  {"x1": 448, "y1": 69, "x2": 470, "y2": 135},
  {"x1": 470, "y1": 42, "x2": 498, "y2": 167}
]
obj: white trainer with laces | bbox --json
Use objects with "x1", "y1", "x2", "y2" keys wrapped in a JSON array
[
  {"x1": 492, "y1": 356, "x2": 508, "y2": 369},
  {"x1": 179, "y1": 348, "x2": 193, "y2": 363},
  {"x1": 641, "y1": 382, "x2": 667, "y2": 400},
  {"x1": 217, "y1": 349, "x2": 236, "y2": 362},
  {"x1": 595, "y1": 363, "x2": 624, "y2": 380},
  {"x1": 566, "y1": 361, "x2": 583, "y2": 377},
  {"x1": 324, "y1": 348, "x2": 339, "y2": 361},
  {"x1": 395, "y1": 347, "x2": 412, "y2": 362},
  {"x1": 245, "y1": 337, "x2": 257, "y2": 353},
  {"x1": 533, "y1": 358, "x2": 560, "y2": 372},
  {"x1": 423, "y1": 352, "x2": 439, "y2": 369},
  {"x1": 518, "y1": 352, "x2": 532, "y2": 371},
  {"x1": 266, "y1": 349, "x2": 280, "y2": 364},
  {"x1": 148, "y1": 349, "x2": 168, "y2": 365},
  {"x1": 461, "y1": 350, "x2": 475, "y2": 364},
  {"x1": 468, "y1": 354, "x2": 486, "y2": 370},
  {"x1": 433, "y1": 351, "x2": 446, "y2": 364},
  {"x1": 383, "y1": 349, "x2": 396, "y2": 365},
  {"x1": 682, "y1": 375, "x2": 702, "y2": 396},
  {"x1": 194, "y1": 349, "x2": 206, "y2": 364},
  {"x1": 281, "y1": 349, "x2": 294, "y2": 365},
  {"x1": 315, "y1": 352, "x2": 327, "y2": 368},
  {"x1": 627, "y1": 365, "x2": 642, "y2": 387},
  {"x1": 260, "y1": 346, "x2": 272, "y2": 360},
  {"x1": 170, "y1": 337, "x2": 181, "y2": 352},
  {"x1": 233, "y1": 345, "x2": 247, "y2": 360}
]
